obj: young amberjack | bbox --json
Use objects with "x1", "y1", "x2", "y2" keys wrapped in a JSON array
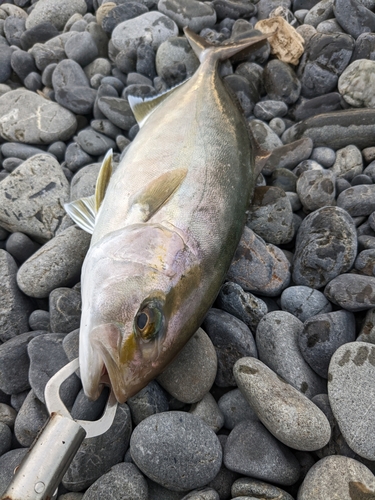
[{"x1": 66, "y1": 28, "x2": 275, "y2": 403}]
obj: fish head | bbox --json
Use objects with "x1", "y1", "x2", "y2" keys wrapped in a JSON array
[{"x1": 79, "y1": 222, "x2": 199, "y2": 403}]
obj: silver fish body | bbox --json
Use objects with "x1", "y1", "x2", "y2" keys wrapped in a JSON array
[{"x1": 69, "y1": 29, "x2": 271, "y2": 403}]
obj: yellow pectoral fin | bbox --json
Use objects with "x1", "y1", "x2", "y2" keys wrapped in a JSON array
[
  {"x1": 125, "y1": 168, "x2": 188, "y2": 224},
  {"x1": 95, "y1": 148, "x2": 113, "y2": 212}
]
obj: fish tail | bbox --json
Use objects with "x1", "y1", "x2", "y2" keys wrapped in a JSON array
[{"x1": 183, "y1": 27, "x2": 274, "y2": 64}]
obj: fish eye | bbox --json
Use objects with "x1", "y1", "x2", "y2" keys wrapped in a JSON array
[{"x1": 135, "y1": 303, "x2": 163, "y2": 342}]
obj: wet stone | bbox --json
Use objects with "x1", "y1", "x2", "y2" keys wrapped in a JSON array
[
  {"x1": 0, "y1": 89, "x2": 77, "y2": 144},
  {"x1": 299, "y1": 310, "x2": 356, "y2": 378},
  {"x1": 130, "y1": 412, "x2": 222, "y2": 491},
  {"x1": 224, "y1": 419, "x2": 300, "y2": 485},
  {"x1": 0, "y1": 250, "x2": 33, "y2": 342},
  {"x1": 157, "y1": 328, "x2": 217, "y2": 403},
  {"x1": 63, "y1": 404, "x2": 132, "y2": 491},
  {"x1": 28, "y1": 333, "x2": 81, "y2": 405},
  {"x1": 292, "y1": 206, "x2": 357, "y2": 288},
  {"x1": 0, "y1": 330, "x2": 44, "y2": 395},
  {"x1": 231, "y1": 478, "x2": 294, "y2": 500},
  {"x1": 189, "y1": 392, "x2": 224, "y2": 433},
  {"x1": 324, "y1": 273, "x2": 375, "y2": 312},
  {"x1": 304, "y1": 0, "x2": 334, "y2": 27},
  {"x1": 215, "y1": 281, "x2": 268, "y2": 332},
  {"x1": 337, "y1": 185, "x2": 375, "y2": 216},
  {"x1": 246, "y1": 186, "x2": 294, "y2": 245},
  {"x1": 234, "y1": 357, "x2": 331, "y2": 451},
  {"x1": 227, "y1": 226, "x2": 291, "y2": 297},
  {"x1": 127, "y1": 380, "x2": 169, "y2": 426},
  {"x1": 280, "y1": 286, "x2": 332, "y2": 322},
  {"x1": 296, "y1": 169, "x2": 336, "y2": 212},
  {"x1": 218, "y1": 388, "x2": 259, "y2": 430},
  {"x1": 14, "y1": 389, "x2": 49, "y2": 447},
  {"x1": 298, "y1": 455, "x2": 375, "y2": 499},
  {"x1": 49, "y1": 287, "x2": 82, "y2": 334},
  {"x1": 263, "y1": 59, "x2": 301, "y2": 104},
  {"x1": 158, "y1": 0, "x2": 216, "y2": 32},
  {"x1": 333, "y1": 0, "x2": 375, "y2": 39},
  {"x1": 256, "y1": 311, "x2": 326, "y2": 398},
  {"x1": 17, "y1": 226, "x2": 90, "y2": 299}
]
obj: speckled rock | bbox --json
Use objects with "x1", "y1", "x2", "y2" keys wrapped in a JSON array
[
  {"x1": 263, "y1": 59, "x2": 301, "y2": 104},
  {"x1": 17, "y1": 226, "x2": 91, "y2": 298},
  {"x1": 0, "y1": 154, "x2": 70, "y2": 243},
  {"x1": 156, "y1": 36, "x2": 199, "y2": 81},
  {"x1": 298, "y1": 455, "x2": 375, "y2": 499},
  {"x1": 218, "y1": 389, "x2": 259, "y2": 430},
  {"x1": 189, "y1": 392, "x2": 225, "y2": 433},
  {"x1": 0, "y1": 89, "x2": 76, "y2": 144},
  {"x1": 0, "y1": 448, "x2": 28, "y2": 497},
  {"x1": 158, "y1": 0, "x2": 216, "y2": 32},
  {"x1": 14, "y1": 389, "x2": 49, "y2": 447},
  {"x1": 337, "y1": 184, "x2": 375, "y2": 216},
  {"x1": 331, "y1": 145, "x2": 363, "y2": 180},
  {"x1": 280, "y1": 286, "x2": 332, "y2": 322},
  {"x1": 357, "y1": 308, "x2": 375, "y2": 343},
  {"x1": 292, "y1": 206, "x2": 357, "y2": 288},
  {"x1": 26, "y1": 0, "x2": 87, "y2": 30},
  {"x1": 296, "y1": 169, "x2": 336, "y2": 212},
  {"x1": 127, "y1": 380, "x2": 169, "y2": 426},
  {"x1": 324, "y1": 273, "x2": 375, "y2": 311},
  {"x1": 234, "y1": 357, "x2": 331, "y2": 450},
  {"x1": 256, "y1": 311, "x2": 327, "y2": 398},
  {"x1": 340, "y1": 61, "x2": 375, "y2": 107},
  {"x1": 231, "y1": 478, "x2": 294, "y2": 500},
  {"x1": 157, "y1": 328, "x2": 217, "y2": 403},
  {"x1": 49, "y1": 287, "x2": 82, "y2": 334},
  {"x1": 130, "y1": 412, "x2": 222, "y2": 491}
]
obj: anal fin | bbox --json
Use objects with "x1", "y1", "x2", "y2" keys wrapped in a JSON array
[{"x1": 64, "y1": 195, "x2": 96, "y2": 234}]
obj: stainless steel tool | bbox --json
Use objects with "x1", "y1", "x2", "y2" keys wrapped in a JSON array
[{"x1": 1, "y1": 358, "x2": 118, "y2": 500}]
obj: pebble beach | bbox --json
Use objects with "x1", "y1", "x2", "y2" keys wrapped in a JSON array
[{"x1": 1, "y1": 0, "x2": 375, "y2": 498}]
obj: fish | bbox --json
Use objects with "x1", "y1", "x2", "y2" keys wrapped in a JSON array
[{"x1": 65, "y1": 28, "x2": 279, "y2": 403}]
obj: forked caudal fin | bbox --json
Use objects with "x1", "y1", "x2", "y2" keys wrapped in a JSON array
[{"x1": 183, "y1": 26, "x2": 275, "y2": 64}]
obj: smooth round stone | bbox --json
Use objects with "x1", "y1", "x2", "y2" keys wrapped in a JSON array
[
  {"x1": 264, "y1": 138, "x2": 314, "y2": 175},
  {"x1": 10, "y1": 49, "x2": 37, "y2": 82},
  {"x1": 102, "y1": 3, "x2": 149, "y2": 33},
  {"x1": 157, "y1": 328, "x2": 217, "y2": 404},
  {"x1": 293, "y1": 206, "x2": 357, "y2": 288},
  {"x1": 298, "y1": 455, "x2": 375, "y2": 499},
  {"x1": 280, "y1": 286, "x2": 332, "y2": 322},
  {"x1": 269, "y1": 117, "x2": 286, "y2": 136},
  {"x1": 293, "y1": 159, "x2": 323, "y2": 177},
  {"x1": 181, "y1": 489, "x2": 219, "y2": 500},
  {"x1": 0, "y1": 45, "x2": 12, "y2": 83},
  {"x1": 49, "y1": 287, "x2": 81, "y2": 333},
  {"x1": 0, "y1": 89, "x2": 76, "y2": 144},
  {"x1": 231, "y1": 478, "x2": 294, "y2": 500},
  {"x1": 5, "y1": 232, "x2": 40, "y2": 263},
  {"x1": 14, "y1": 390, "x2": 49, "y2": 447},
  {"x1": 246, "y1": 186, "x2": 294, "y2": 245},
  {"x1": 257, "y1": 0, "x2": 291, "y2": 19},
  {"x1": 355, "y1": 248, "x2": 375, "y2": 276},
  {"x1": 256, "y1": 311, "x2": 326, "y2": 398},
  {"x1": 130, "y1": 412, "x2": 222, "y2": 491},
  {"x1": 70, "y1": 388, "x2": 109, "y2": 422},
  {"x1": 234, "y1": 357, "x2": 331, "y2": 451},
  {"x1": 325, "y1": 274, "x2": 375, "y2": 311},
  {"x1": 202, "y1": 308, "x2": 257, "y2": 387},
  {"x1": 224, "y1": 419, "x2": 300, "y2": 485},
  {"x1": 127, "y1": 380, "x2": 169, "y2": 426},
  {"x1": 296, "y1": 169, "x2": 336, "y2": 212},
  {"x1": 218, "y1": 389, "x2": 258, "y2": 430},
  {"x1": 358, "y1": 235, "x2": 375, "y2": 252},
  {"x1": 0, "y1": 422, "x2": 11, "y2": 457},
  {"x1": 286, "y1": 191, "x2": 302, "y2": 211},
  {"x1": 351, "y1": 32, "x2": 375, "y2": 62},
  {"x1": 215, "y1": 281, "x2": 267, "y2": 332},
  {"x1": 0, "y1": 330, "x2": 44, "y2": 395},
  {"x1": 253, "y1": 100, "x2": 288, "y2": 121},
  {"x1": 158, "y1": 0, "x2": 216, "y2": 32},
  {"x1": 63, "y1": 404, "x2": 132, "y2": 491},
  {"x1": 0, "y1": 250, "x2": 33, "y2": 343},
  {"x1": 310, "y1": 146, "x2": 336, "y2": 167},
  {"x1": 82, "y1": 463, "x2": 148, "y2": 500},
  {"x1": 340, "y1": 60, "x2": 375, "y2": 108},
  {"x1": 331, "y1": 144, "x2": 363, "y2": 180},
  {"x1": 352, "y1": 174, "x2": 373, "y2": 185},
  {"x1": 299, "y1": 310, "x2": 356, "y2": 378},
  {"x1": 213, "y1": 0, "x2": 256, "y2": 20},
  {"x1": 62, "y1": 329, "x2": 79, "y2": 362},
  {"x1": 112, "y1": 12, "x2": 178, "y2": 51},
  {"x1": 334, "y1": 0, "x2": 375, "y2": 39},
  {"x1": 263, "y1": 59, "x2": 301, "y2": 104},
  {"x1": 91, "y1": 119, "x2": 122, "y2": 140},
  {"x1": 2, "y1": 157, "x2": 23, "y2": 173},
  {"x1": 84, "y1": 58, "x2": 112, "y2": 80},
  {"x1": 64, "y1": 32, "x2": 98, "y2": 67},
  {"x1": 98, "y1": 96, "x2": 136, "y2": 131},
  {"x1": 249, "y1": 119, "x2": 282, "y2": 150},
  {"x1": 1, "y1": 142, "x2": 47, "y2": 160},
  {"x1": 70, "y1": 162, "x2": 101, "y2": 200},
  {"x1": 206, "y1": 436, "x2": 239, "y2": 500},
  {"x1": 65, "y1": 143, "x2": 95, "y2": 173},
  {"x1": 316, "y1": 18, "x2": 344, "y2": 34},
  {"x1": 224, "y1": 74, "x2": 259, "y2": 117},
  {"x1": 227, "y1": 226, "x2": 291, "y2": 297},
  {"x1": 304, "y1": 0, "x2": 333, "y2": 27},
  {"x1": 0, "y1": 448, "x2": 28, "y2": 497},
  {"x1": 17, "y1": 226, "x2": 91, "y2": 298},
  {"x1": 336, "y1": 177, "x2": 351, "y2": 195},
  {"x1": 20, "y1": 21, "x2": 59, "y2": 51},
  {"x1": 0, "y1": 403, "x2": 16, "y2": 428},
  {"x1": 357, "y1": 308, "x2": 375, "y2": 343},
  {"x1": 24, "y1": 72, "x2": 42, "y2": 92},
  {"x1": 337, "y1": 184, "x2": 375, "y2": 216},
  {"x1": 29, "y1": 310, "x2": 50, "y2": 332},
  {"x1": 26, "y1": 0, "x2": 87, "y2": 30},
  {"x1": 189, "y1": 392, "x2": 224, "y2": 433},
  {"x1": 76, "y1": 128, "x2": 116, "y2": 156}
]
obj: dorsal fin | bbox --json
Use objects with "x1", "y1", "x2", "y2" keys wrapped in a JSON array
[
  {"x1": 95, "y1": 149, "x2": 113, "y2": 212},
  {"x1": 125, "y1": 168, "x2": 188, "y2": 224},
  {"x1": 128, "y1": 80, "x2": 190, "y2": 127},
  {"x1": 64, "y1": 196, "x2": 96, "y2": 234}
]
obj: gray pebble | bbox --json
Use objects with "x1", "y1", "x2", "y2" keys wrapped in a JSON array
[
  {"x1": 263, "y1": 59, "x2": 301, "y2": 104},
  {"x1": 264, "y1": 138, "x2": 314, "y2": 175},
  {"x1": 202, "y1": 308, "x2": 257, "y2": 387},
  {"x1": 17, "y1": 226, "x2": 91, "y2": 298},
  {"x1": 127, "y1": 380, "x2": 169, "y2": 426},
  {"x1": 189, "y1": 392, "x2": 225, "y2": 433},
  {"x1": 70, "y1": 387, "x2": 109, "y2": 422},
  {"x1": 0, "y1": 422, "x2": 11, "y2": 457},
  {"x1": 14, "y1": 389, "x2": 49, "y2": 447},
  {"x1": 147, "y1": 479, "x2": 186, "y2": 499},
  {"x1": 181, "y1": 489, "x2": 219, "y2": 500},
  {"x1": 10, "y1": 390, "x2": 29, "y2": 412},
  {"x1": 331, "y1": 144, "x2": 363, "y2": 180},
  {"x1": 157, "y1": 328, "x2": 217, "y2": 403},
  {"x1": 227, "y1": 226, "x2": 291, "y2": 297},
  {"x1": 256, "y1": 311, "x2": 326, "y2": 398},
  {"x1": 296, "y1": 169, "x2": 336, "y2": 212},
  {"x1": 5, "y1": 232, "x2": 40, "y2": 263},
  {"x1": 0, "y1": 250, "x2": 33, "y2": 342},
  {"x1": 234, "y1": 357, "x2": 331, "y2": 451},
  {"x1": 156, "y1": 36, "x2": 199, "y2": 82},
  {"x1": 0, "y1": 448, "x2": 28, "y2": 497},
  {"x1": 65, "y1": 31, "x2": 98, "y2": 67},
  {"x1": 26, "y1": 0, "x2": 87, "y2": 30},
  {"x1": 70, "y1": 163, "x2": 101, "y2": 200},
  {"x1": 49, "y1": 287, "x2": 81, "y2": 334},
  {"x1": 76, "y1": 127, "x2": 116, "y2": 156},
  {"x1": 158, "y1": 0, "x2": 216, "y2": 32},
  {"x1": 293, "y1": 159, "x2": 324, "y2": 176},
  {"x1": 98, "y1": 96, "x2": 136, "y2": 130},
  {"x1": 310, "y1": 146, "x2": 336, "y2": 167},
  {"x1": 224, "y1": 74, "x2": 259, "y2": 117},
  {"x1": 224, "y1": 419, "x2": 300, "y2": 485},
  {"x1": 91, "y1": 119, "x2": 122, "y2": 139},
  {"x1": 324, "y1": 273, "x2": 375, "y2": 311},
  {"x1": 270, "y1": 169, "x2": 297, "y2": 192},
  {"x1": 218, "y1": 388, "x2": 259, "y2": 430},
  {"x1": 280, "y1": 286, "x2": 332, "y2": 322},
  {"x1": 215, "y1": 281, "x2": 267, "y2": 332},
  {"x1": 0, "y1": 403, "x2": 16, "y2": 428},
  {"x1": 293, "y1": 206, "x2": 357, "y2": 288},
  {"x1": 249, "y1": 119, "x2": 282, "y2": 150},
  {"x1": 253, "y1": 100, "x2": 288, "y2": 121},
  {"x1": 62, "y1": 328, "x2": 79, "y2": 362},
  {"x1": 337, "y1": 184, "x2": 375, "y2": 216},
  {"x1": 357, "y1": 308, "x2": 375, "y2": 343},
  {"x1": 299, "y1": 310, "x2": 356, "y2": 378},
  {"x1": 269, "y1": 117, "x2": 286, "y2": 136},
  {"x1": 65, "y1": 143, "x2": 95, "y2": 172},
  {"x1": 131, "y1": 412, "x2": 222, "y2": 491},
  {"x1": 82, "y1": 463, "x2": 148, "y2": 500},
  {"x1": 231, "y1": 477, "x2": 294, "y2": 500},
  {"x1": 355, "y1": 248, "x2": 375, "y2": 275}
]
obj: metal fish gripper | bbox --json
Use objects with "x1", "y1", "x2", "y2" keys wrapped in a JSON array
[{"x1": 1, "y1": 358, "x2": 118, "y2": 500}]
